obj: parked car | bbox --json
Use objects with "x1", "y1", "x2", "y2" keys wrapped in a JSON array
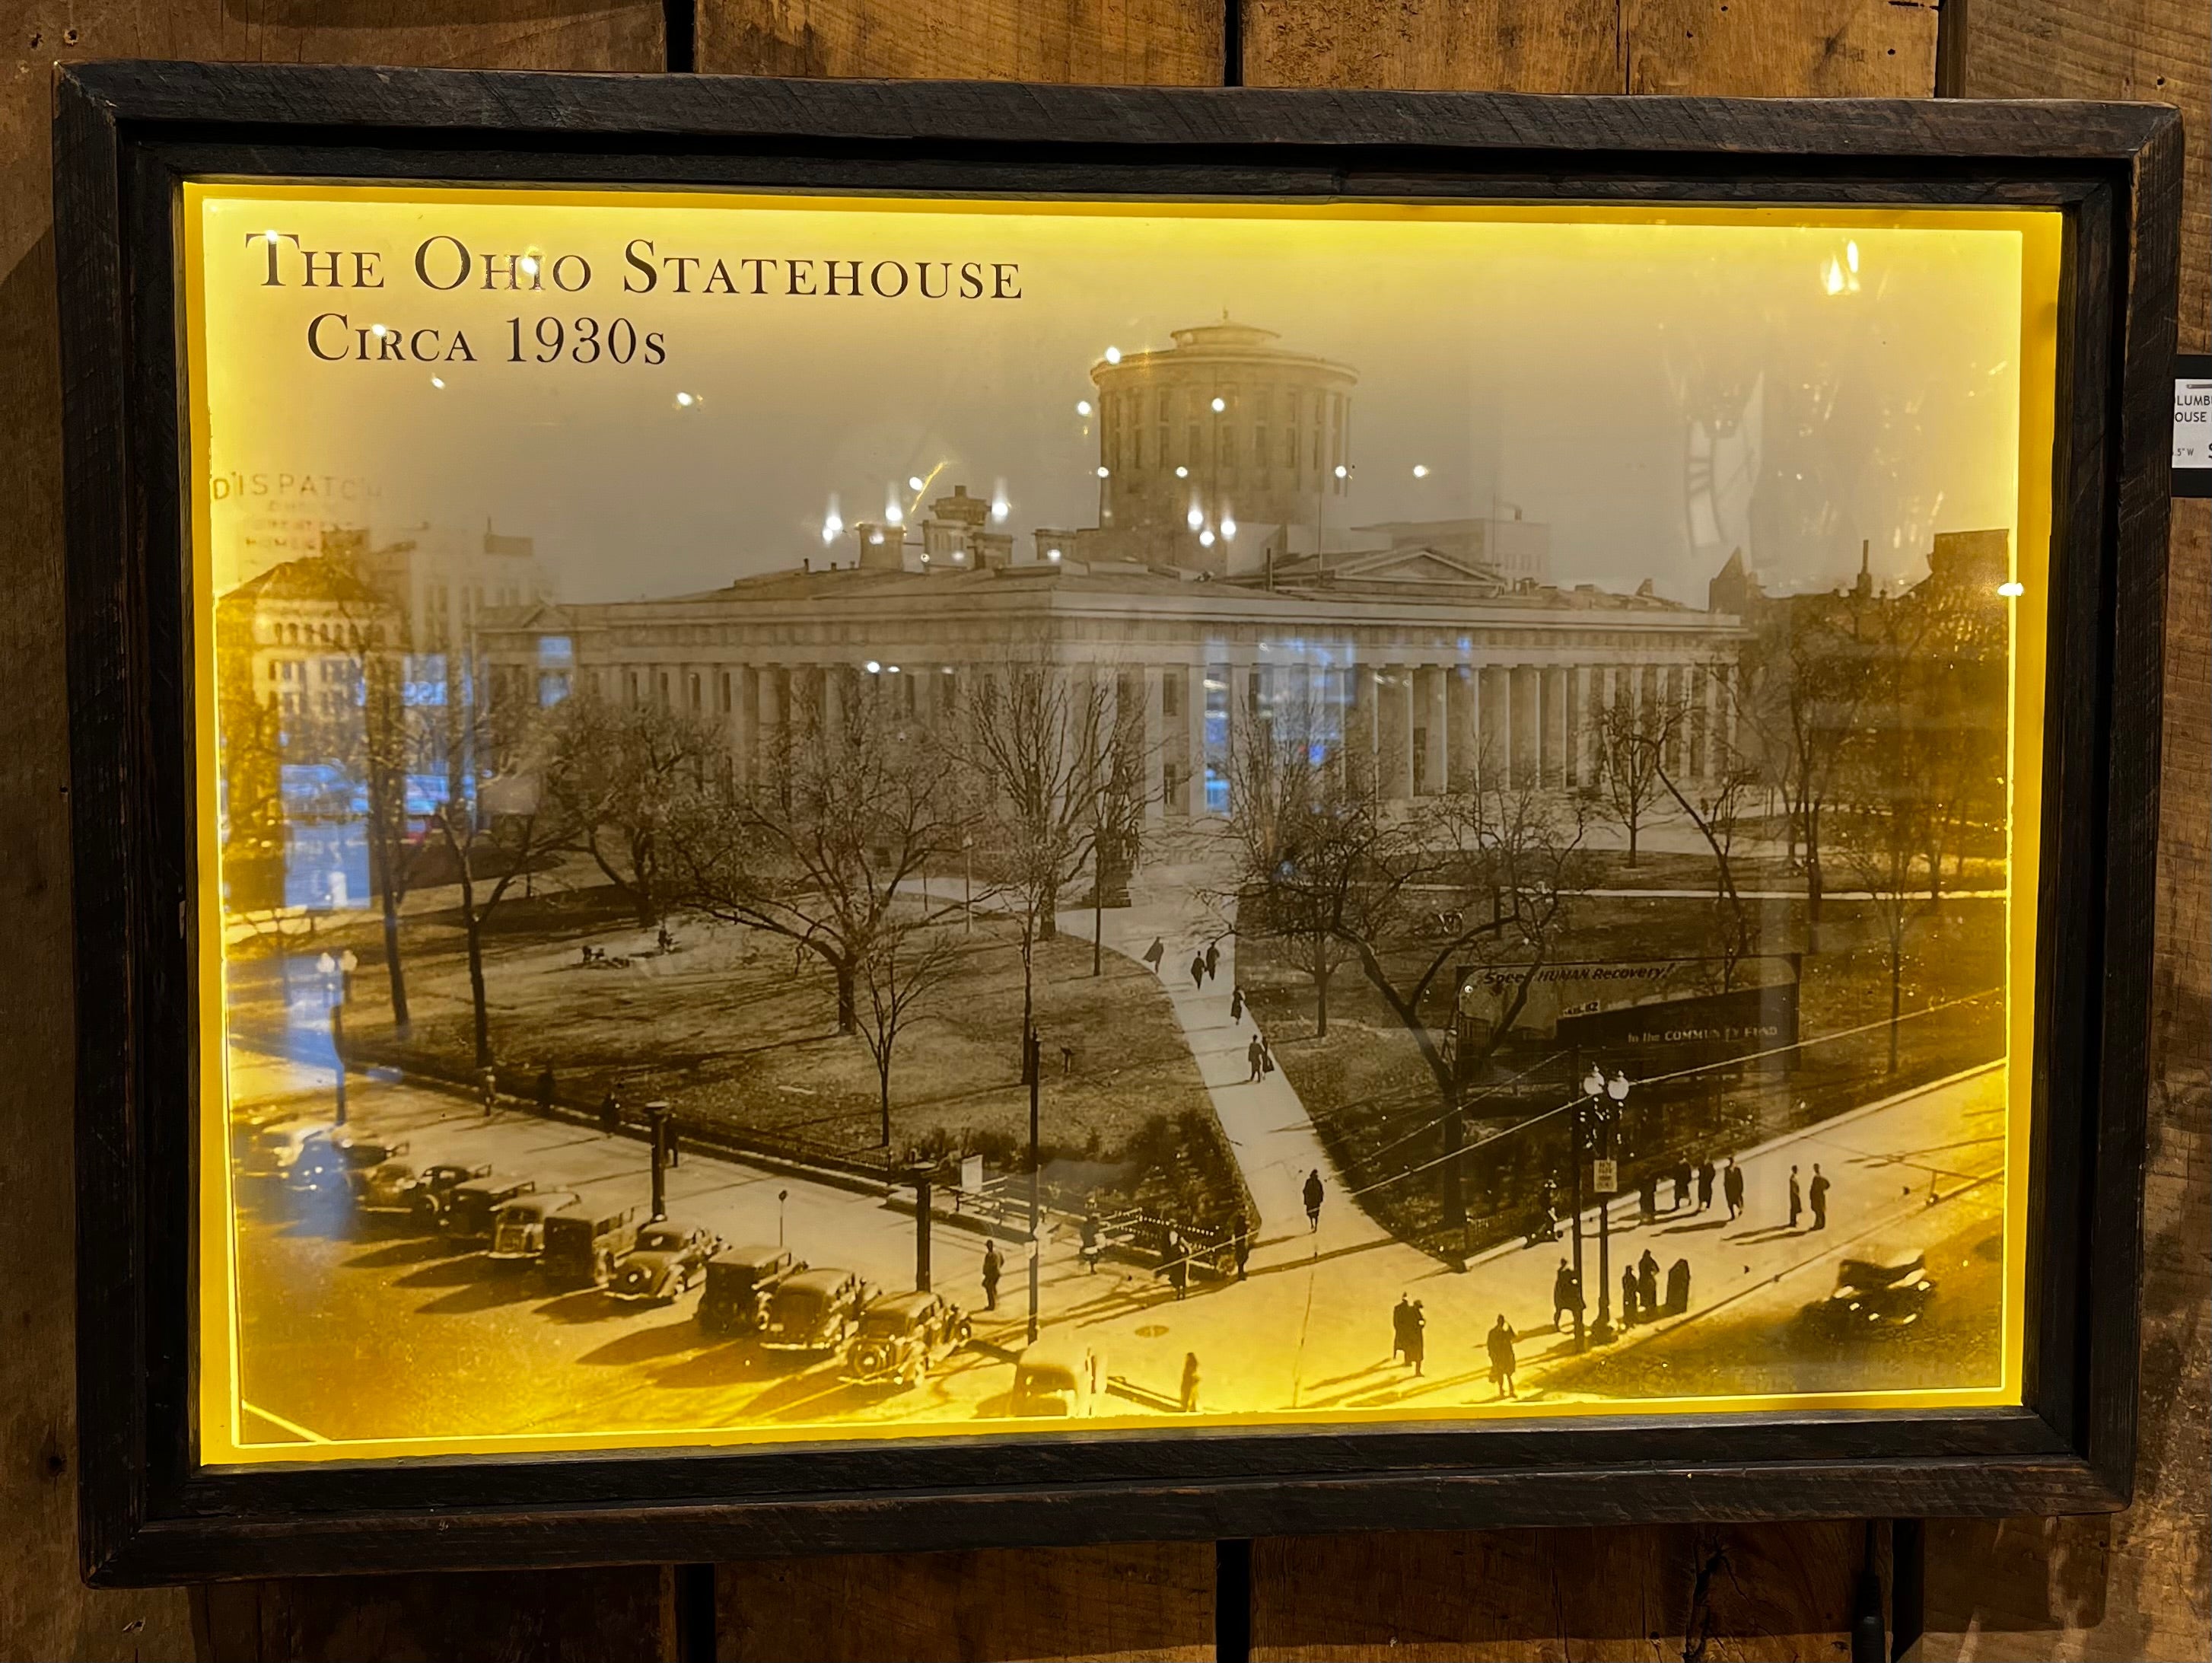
[
  {"x1": 760, "y1": 1267, "x2": 871, "y2": 1351},
  {"x1": 541, "y1": 1205, "x2": 644, "y2": 1289},
  {"x1": 609, "y1": 1219, "x2": 724, "y2": 1304},
  {"x1": 697, "y1": 1244, "x2": 805, "y2": 1336},
  {"x1": 238, "y1": 1122, "x2": 332, "y2": 1183},
  {"x1": 289, "y1": 1129, "x2": 409, "y2": 1196},
  {"x1": 1809, "y1": 1249, "x2": 1937, "y2": 1332},
  {"x1": 839, "y1": 1289, "x2": 972, "y2": 1388},
  {"x1": 442, "y1": 1174, "x2": 539, "y2": 1244},
  {"x1": 391, "y1": 1160, "x2": 496, "y2": 1225},
  {"x1": 1008, "y1": 1343, "x2": 1088, "y2": 1417},
  {"x1": 489, "y1": 1190, "x2": 584, "y2": 1263}
]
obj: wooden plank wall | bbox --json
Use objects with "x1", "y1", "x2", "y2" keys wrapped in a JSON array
[{"x1": 0, "y1": 0, "x2": 2199, "y2": 1657}]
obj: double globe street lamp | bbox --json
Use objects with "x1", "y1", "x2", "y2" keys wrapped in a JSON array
[
  {"x1": 1574, "y1": 1062, "x2": 1632, "y2": 1349},
  {"x1": 317, "y1": 948, "x2": 358, "y2": 1126}
]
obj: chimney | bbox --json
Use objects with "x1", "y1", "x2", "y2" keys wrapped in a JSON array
[{"x1": 856, "y1": 521, "x2": 905, "y2": 572}]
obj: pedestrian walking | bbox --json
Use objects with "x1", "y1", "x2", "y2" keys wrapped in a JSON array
[
  {"x1": 1486, "y1": 1314, "x2": 1519, "y2": 1400},
  {"x1": 1260, "y1": 1039, "x2": 1275, "y2": 1075},
  {"x1": 1723, "y1": 1156, "x2": 1745, "y2": 1221},
  {"x1": 1143, "y1": 936, "x2": 1166, "y2": 973},
  {"x1": 1788, "y1": 1164, "x2": 1804, "y2": 1228},
  {"x1": 1552, "y1": 1259, "x2": 1583, "y2": 1331},
  {"x1": 1231, "y1": 1212, "x2": 1252, "y2": 1281},
  {"x1": 536, "y1": 1064, "x2": 556, "y2": 1118},
  {"x1": 1303, "y1": 1168, "x2": 1325, "y2": 1233},
  {"x1": 1166, "y1": 1230, "x2": 1190, "y2": 1301},
  {"x1": 981, "y1": 1241, "x2": 1003, "y2": 1311},
  {"x1": 1179, "y1": 1351, "x2": 1201, "y2": 1414},
  {"x1": 1204, "y1": 941, "x2": 1221, "y2": 982},
  {"x1": 1229, "y1": 984, "x2": 1245, "y2": 1024},
  {"x1": 1621, "y1": 1265, "x2": 1641, "y2": 1327},
  {"x1": 1079, "y1": 1208, "x2": 1102, "y2": 1273},
  {"x1": 1060, "y1": 1041, "x2": 1076, "y2": 1078},
  {"x1": 1248, "y1": 1034, "x2": 1267, "y2": 1082},
  {"x1": 598, "y1": 1090, "x2": 620, "y2": 1136},
  {"x1": 1809, "y1": 1162, "x2": 1830, "y2": 1230},
  {"x1": 478, "y1": 1065, "x2": 498, "y2": 1117},
  {"x1": 1392, "y1": 1294, "x2": 1414, "y2": 1363},
  {"x1": 664, "y1": 1120, "x2": 682, "y2": 1168},
  {"x1": 1671, "y1": 1161, "x2": 1692, "y2": 1212},
  {"x1": 1405, "y1": 1299, "x2": 1427, "y2": 1377},
  {"x1": 1666, "y1": 1257, "x2": 1692, "y2": 1315},
  {"x1": 1190, "y1": 953, "x2": 1206, "y2": 990},
  {"x1": 1638, "y1": 1247, "x2": 1660, "y2": 1314},
  {"x1": 1696, "y1": 1158, "x2": 1716, "y2": 1213},
  {"x1": 1638, "y1": 1172, "x2": 1659, "y2": 1225}
]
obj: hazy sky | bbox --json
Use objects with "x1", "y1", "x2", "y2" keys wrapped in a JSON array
[{"x1": 196, "y1": 190, "x2": 2048, "y2": 606}]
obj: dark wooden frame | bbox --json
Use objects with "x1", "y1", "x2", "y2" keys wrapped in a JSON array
[{"x1": 52, "y1": 62, "x2": 2179, "y2": 1585}]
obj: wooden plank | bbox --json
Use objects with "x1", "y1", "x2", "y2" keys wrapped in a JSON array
[
  {"x1": 1921, "y1": 0, "x2": 2210, "y2": 1655},
  {"x1": 1624, "y1": 0, "x2": 1940, "y2": 97},
  {"x1": 194, "y1": 1568, "x2": 673, "y2": 1663},
  {"x1": 0, "y1": 1, "x2": 658, "y2": 1658},
  {"x1": 718, "y1": 1544, "x2": 1215, "y2": 1661},
  {"x1": 697, "y1": 0, "x2": 1222, "y2": 84},
  {"x1": 1250, "y1": 1524, "x2": 1868, "y2": 1661},
  {"x1": 1242, "y1": 0, "x2": 1622, "y2": 93}
]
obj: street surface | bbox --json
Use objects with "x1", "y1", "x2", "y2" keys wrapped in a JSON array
[{"x1": 225, "y1": 1024, "x2": 2009, "y2": 1451}]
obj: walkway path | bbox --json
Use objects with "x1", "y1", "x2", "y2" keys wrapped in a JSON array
[{"x1": 1056, "y1": 863, "x2": 1386, "y2": 1263}]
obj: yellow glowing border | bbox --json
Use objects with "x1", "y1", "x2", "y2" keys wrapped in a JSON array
[{"x1": 183, "y1": 183, "x2": 2058, "y2": 1467}]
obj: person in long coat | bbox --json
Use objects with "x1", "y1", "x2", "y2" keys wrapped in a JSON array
[
  {"x1": 981, "y1": 1241, "x2": 1003, "y2": 1311},
  {"x1": 598, "y1": 1090, "x2": 621, "y2": 1136},
  {"x1": 1486, "y1": 1315, "x2": 1518, "y2": 1399},
  {"x1": 1621, "y1": 1265, "x2": 1641, "y2": 1327},
  {"x1": 1809, "y1": 1163, "x2": 1831, "y2": 1230},
  {"x1": 1696, "y1": 1159, "x2": 1717, "y2": 1212},
  {"x1": 1404, "y1": 1300, "x2": 1427, "y2": 1377},
  {"x1": 1788, "y1": 1164, "x2": 1804, "y2": 1228},
  {"x1": 1552, "y1": 1260, "x2": 1584, "y2": 1331},
  {"x1": 1248, "y1": 1034, "x2": 1268, "y2": 1082},
  {"x1": 1723, "y1": 1156, "x2": 1746, "y2": 1221},
  {"x1": 1190, "y1": 953, "x2": 1207, "y2": 990},
  {"x1": 1638, "y1": 1247, "x2": 1660, "y2": 1314},
  {"x1": 1204, "y1": 941, "x2": 1221, "y2": 982},
  {"x1": 1143, "y1": 936, "x2": 1166, "y2": 973},
  {"x1": 1229, "y1": 984, "x2": 1246, "y2": 1023},
  {"x1": 1671, "y1": 1161, "x2": 1692, "y2": 1212},
  {"x1": 1666, "y1": 1257, "x2": 1692, "y2": 1315},
  {"x1": 1303, "y1": 1168, "x2": 1326, "y2": 1232},
  {"x1": 1392, "y1": 1295, "x2": 1414, "y2": 1363},
  {"x1": 1179, "y1": 1352, "x2": 1201, "y2": 1413}
]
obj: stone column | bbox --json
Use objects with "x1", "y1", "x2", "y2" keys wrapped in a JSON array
[
  {"x1": 1376, "y1": 665, "x2": 1414, "y2": 801},
  {"x1": 1415, "y1": 665, "x2": 1448, "y2": 796},
  {"x1": 1540, "y1": 667, "x2": 1567, "y2": 788},
  {"x1": 1447, "y1": 664, "x2": 1478, "y2": 793},
  {"x1": 1143, "y1": 664, "x2": 1166, "y2": 821},
  {"x1": 1510, "y1": 665, "x2": 1540, "y2": 789},
  {"x1": 1479, "y1": 664, "x2": 1510, "y2": 790},
  {"x1": 1185, "y1": 664, "x2": 1208, "y2": 816}
]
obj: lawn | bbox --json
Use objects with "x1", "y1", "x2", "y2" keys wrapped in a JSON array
[{"x1": 228, "y1": 863, "x2": 1217, "y2": 1187}]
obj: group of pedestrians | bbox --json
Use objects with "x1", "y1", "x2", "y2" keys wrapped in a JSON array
[{"x1": 1389, "y1": 1295, "x2": 1522, "y2": 1399}]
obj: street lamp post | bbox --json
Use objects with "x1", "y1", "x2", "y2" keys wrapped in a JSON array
[
  {"x1": 317, "y1": 949, "x2": 358, "y2": 1126},
  {"x1": 1589, "y1": 1068, "x2": 1632, "y2": 1345},
  {"x1": 909, "y1": 1163, "x2": 934, "y2": 1292},
  {"x1": 1572, "y1": 1060, "x2": 1603, "y2": 1352},
  {"x1": 1024, "y1": 1027, "x2": 1042, "y2": 1344},
  {"x1": 777, "y1": 1187, "x2": 789, "y2": 1248}
]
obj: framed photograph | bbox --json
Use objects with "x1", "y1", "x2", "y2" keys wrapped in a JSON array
[{"x1": 56, "y1": 64, "x2": 2179, "y2": 1582}]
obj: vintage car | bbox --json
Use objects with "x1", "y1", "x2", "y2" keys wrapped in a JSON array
[
  {"x1": 759, "y1": 1267, "x2": 871, "y2": 1351},
  {"x1": 608, "y1": 1219, "x2": 724, "y2": 1304},
  {"x1": 441, "y1": 1174, "x2": 540, "y2": 1244},
  {"x1": 1007, "y1": 1343, "x2": 1090, "y2": 1417},
  {"x1": 489, "y1": 1190, "x2": 584, "y2": 1263},
  {"x1": 838, "y1": 1289, "x2": 972, "y2": 1388},
  {"x1": 541, "y1": 1204, "x2": 644, "y2": 1289},
  {"x1": 237, "y1": 1122, "x2": 332, "y2": 1183},
  {"x1": 1810, "y1": 1249, "x2": 1937, "y2": 1331},
  {"x1": 288, "y1": 1128, "x2": 409, "y2": 1196},
  {"x1": 386, "y1": 1159, "x2": 496, "y2": 1224},
  {"x1": 696, "y1": 1244, "x2": 805, "y2": 1336}
]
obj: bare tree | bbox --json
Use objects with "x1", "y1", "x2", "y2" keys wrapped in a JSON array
[
  {"x1": 1834, "y1": 762, "x2": 1934, "y2": 1075},
  {"x1": 670, "y1": 673, "x2": 968, "y2": 1035},
  {"x1": 855, "y1": 916, "x2": 962, "y2": 1148},
  {"x1": 543, "y1": 690, "x2": 721, "y2": 928},
  {"x1": 1223, "y1": 688, "x2": 1373, "y2": 1037},
  {"x1": 960, "y1": 658, "x2": 1131, "y2": 1048},
  {"x1": 1587, "y1": 682, "x2": 1680, "y2": 867},
  {"x1": 1653, "y1": 719, "x2": 1764, "y2": 989},
  {"x1": 433, "y1": 766, "x2": 564, "y2": 1071}
]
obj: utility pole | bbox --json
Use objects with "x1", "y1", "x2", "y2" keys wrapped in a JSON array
[
  {"x1": 910, "y1": 1164, "x2": 934, "y2": 1292},
  {"x1": 1025, "y1": 1027, "x2": 1042, "y2": 1344},
  {"x1": 647, "y1": 1099, "x2": 670, "y2": 1222}
]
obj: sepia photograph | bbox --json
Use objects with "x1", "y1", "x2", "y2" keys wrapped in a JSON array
[{"x1": 186, "y1": 183, "x2": 2057, "y2": 1464}]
